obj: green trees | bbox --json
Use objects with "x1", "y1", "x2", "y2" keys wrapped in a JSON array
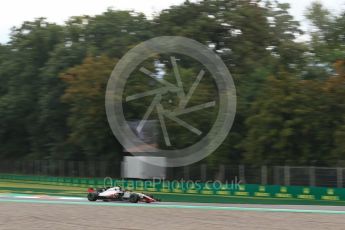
[
  {"x1": 329, "y1": 61, "x2": 345, "y2": 165},
  {"x1": 0, "y1": 1, "x2": 344, "y2": 166},
  {"x1": 61, "y1": 56, "x2": 122, "y2": 160},
  {"x1": 239, "y1": 1, "x2": 345, "y2": 166},
  {"x1": 243, "y1": 75, "x2": 328, "y2": 165},
  {"x1": 0, "y1": 19, "x2": 64, "y2": 159}
]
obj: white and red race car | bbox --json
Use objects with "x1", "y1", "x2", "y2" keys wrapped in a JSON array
[{"x1": 87, "y1": 186, "x2": 159, "y2": 203}]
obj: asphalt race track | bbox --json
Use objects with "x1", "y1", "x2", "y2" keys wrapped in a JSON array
[{"x1": 0, "y1": 194, "x2": 344, "y2": 230}]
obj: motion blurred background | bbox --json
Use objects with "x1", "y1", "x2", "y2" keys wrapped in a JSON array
[{"x1": 0, "y1": 0, "x2": 345, "y2": 187}]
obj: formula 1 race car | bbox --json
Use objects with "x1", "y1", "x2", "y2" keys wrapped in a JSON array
[{"x1": 87, "y1": 186, "x2": 159, "y2": 203}]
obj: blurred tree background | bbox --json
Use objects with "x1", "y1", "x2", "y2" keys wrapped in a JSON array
[{"x1": 0, "y1": 0, "x2": 344, "y2": 166}]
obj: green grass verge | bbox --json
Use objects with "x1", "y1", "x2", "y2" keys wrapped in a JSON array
[{"x1": 1, "y1": 179, "x2": 345, "y2": 206}]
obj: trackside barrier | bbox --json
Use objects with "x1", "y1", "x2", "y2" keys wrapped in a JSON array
[{"x1": 1, "y1": 174, "x2": 345, "y2": 202}]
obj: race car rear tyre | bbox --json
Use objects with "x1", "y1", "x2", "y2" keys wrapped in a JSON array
[
  {"x1": 87, "y1": 193, "x2": 98, "y2": 201},
  {"x1": 129, "y1": 194, "x2": 139, "y2": 203}
]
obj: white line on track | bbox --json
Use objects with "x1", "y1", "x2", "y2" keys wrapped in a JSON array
[
  {"x1": 58, "y1": 197, "x2": 85, "y2": 200},
  {"x1": 1, "y1": 193, "x2": 85, "y2": 200},
  {"x1": 14, "y1": 196, "x2": 40, "y2": 199}
]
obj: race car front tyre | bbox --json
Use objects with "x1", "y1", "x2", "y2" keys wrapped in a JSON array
[
  {"x1": 129, "y1": 194, "x2": 139, "y2": 203},
  {"x1": 87, "y1": 193, "x2": 98, "y2": 201}
]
